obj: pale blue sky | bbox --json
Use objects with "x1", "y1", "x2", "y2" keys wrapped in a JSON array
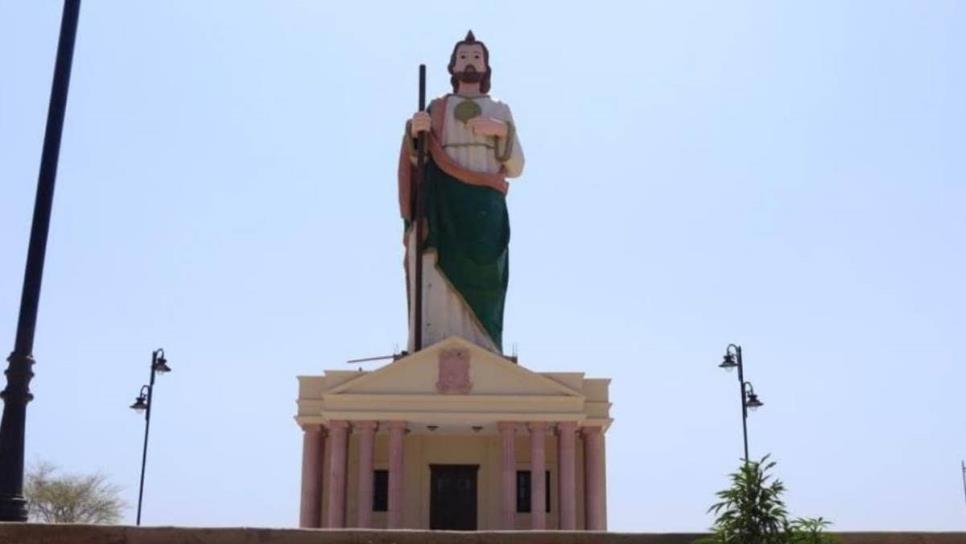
[{"x1": 1, "y1": 0, "x2": 964, "y2": 531}]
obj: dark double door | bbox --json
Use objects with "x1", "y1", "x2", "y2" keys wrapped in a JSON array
[{"x1": 430, "y1": 464, "x2": 478, "y2": 530}]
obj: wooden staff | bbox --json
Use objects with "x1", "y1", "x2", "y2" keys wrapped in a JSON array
[{"x1": 412, "y1": 64, "x2": 427, "y2": 351}]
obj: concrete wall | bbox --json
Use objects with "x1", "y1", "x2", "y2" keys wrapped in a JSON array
[{"x1": 0, "y1": 525, "x2": 965, "y2": 544}]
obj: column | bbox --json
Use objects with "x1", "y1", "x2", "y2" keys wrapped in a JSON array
[
  {"x1": 498, "y1": 422, "x2": 518, "y2": 529},
  {"x1": 325, "y1": 420, "x2": 349, "y2": 528},
  {"x1": 355, "y1": 421, "x2": 378, "y2": 528},
  {"x1": 582, "y1": 426, "x2": 606, "y2": 530},
  {"x1": 529, "y1": 422, "x2": 547, "y2": 529},
  {"x1": 299, "y1": 425, "x2": 325, "y2": 528},
  {"x1": 387, "y1": 421, "x2": 406, "y2": 528},
  {"x1": 557, "y1": 422, "x2": 577, "y2": 530}
]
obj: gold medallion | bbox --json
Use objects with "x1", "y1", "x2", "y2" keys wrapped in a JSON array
[{"x1": 454, "y1": 99, "x2": 482, "y2": 124}]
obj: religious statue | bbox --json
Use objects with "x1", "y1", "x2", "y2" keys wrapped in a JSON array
[{"x1": 398, "y1": 31, "x2": 525, "y2": 354}]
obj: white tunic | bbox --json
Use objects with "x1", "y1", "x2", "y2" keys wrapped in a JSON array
[{"x1": 406, "y1": 95, "x2": 525, "y2": 353}]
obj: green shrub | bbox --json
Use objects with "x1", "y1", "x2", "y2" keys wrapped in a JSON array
[
  {"x1": 788, "y1": 517, "x2": 836, "y2": 544},
  {"x1": 697, "y1": 455, "x2": 836, "y2": 544}
]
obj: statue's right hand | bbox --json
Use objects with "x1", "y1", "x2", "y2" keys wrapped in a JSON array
[{"x1": 410, "y1": 112, "x2": 431, "y2": 137}]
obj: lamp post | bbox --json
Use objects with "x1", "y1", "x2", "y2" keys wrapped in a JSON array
[
  {"x1": 129, "y1": 348, "x2": 171, "y2": 525},
  {"x1": 961, "y1": 460, "x2": 965, "y2": 509},
  {"x1": 718, "y1": 344, "x2": 763, "y2": 463},
  {"x1": 0, "y1": 0, "x2": 82, "y2": 521}
]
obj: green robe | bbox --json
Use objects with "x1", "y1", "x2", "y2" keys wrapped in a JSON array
[{"x1": 420, "y1": 158, "x2": 510, "y2": 351}]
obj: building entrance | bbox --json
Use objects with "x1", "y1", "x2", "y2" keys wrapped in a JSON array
[{"x1": 429, "y1": 464, "x2": 478, "y2": 530}]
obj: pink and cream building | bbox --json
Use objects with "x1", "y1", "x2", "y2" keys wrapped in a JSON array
[{"x1": 295, "y1": 336, "x2": 612, "y2": 530}]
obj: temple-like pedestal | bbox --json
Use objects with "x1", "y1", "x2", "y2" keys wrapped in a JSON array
[{"x1": 295, "y1": 336, "x2": 612, "y2": 531}]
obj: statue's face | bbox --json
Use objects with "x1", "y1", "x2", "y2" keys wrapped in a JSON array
[{"x1": 453, "y1": 43, "x2": 487, "y2": 76}]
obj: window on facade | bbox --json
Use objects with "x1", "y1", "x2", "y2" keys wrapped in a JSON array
[
  {"x1": 515, "y1": 470, "x2": 551, "y2": 513},
  {"x1": 373, "y1": 470, "x2": 388, "y2": 512}
]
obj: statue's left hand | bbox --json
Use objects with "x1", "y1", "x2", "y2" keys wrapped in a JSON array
[{"x1": 466, "y1": 117, "x2": 508, "y2": 138}]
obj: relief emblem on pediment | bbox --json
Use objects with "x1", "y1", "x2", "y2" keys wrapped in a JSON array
[{"x1": 436, "y1": 348, "x2": 472, "y2": 394}]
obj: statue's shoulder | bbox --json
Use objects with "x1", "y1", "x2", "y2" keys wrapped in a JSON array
[
  {"x1": 482, "y1": 95, "x2": 513, "y2": 112},
  {"x1": 428, "y1": 95, "x2": 451, "y2": 111}
]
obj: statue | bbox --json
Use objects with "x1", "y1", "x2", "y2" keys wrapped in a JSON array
[{"x1": 398, "y1": 31, "x2": 525, "y2": 354}]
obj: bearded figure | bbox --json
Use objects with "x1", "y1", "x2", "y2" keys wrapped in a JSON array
[{"x1": 398, "y1": 31, "x2": 525, "y2": 353}]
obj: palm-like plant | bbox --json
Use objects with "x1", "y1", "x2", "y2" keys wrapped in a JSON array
[
  {"x1": 789, "y1": 517, "x2": 835, "y2": 544},
  {"x1": 698, "y1": 456, "x2": 837, "y2": 544},
  {"x1": 701, "y1": 455, "x2": 790, "y2": 544}
]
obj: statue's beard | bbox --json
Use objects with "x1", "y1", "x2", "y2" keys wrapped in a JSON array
[{"x1": 457, "y1": 66, "x2": 485, "y2": 84}]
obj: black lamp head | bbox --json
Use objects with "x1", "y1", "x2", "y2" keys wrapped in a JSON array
[
  {"x1": 719, "y1": 352, "x2": 738, "y2": 372},
  {"x1": 746, "y1": 392, "x2": 763, "y2": 411},
  {"x1": 154, "y1": 353, "x2": 171, "y2": 374},
  {"x1": 130, "y1": 394, "x2": 148, "y2": 413}
]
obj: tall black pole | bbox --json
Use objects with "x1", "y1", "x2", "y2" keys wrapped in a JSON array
[
  {"x1": 961, "y1": 460, "x2": 966, "y2": 510},
  {"x1": 0, "y1": 0, "x2": 81, "y2": 522},
  {"x1": 735, "y1": 345, "x2": 750, "y2": 463},
  {"x1": 412, "y1": 64, "x2": 427, "y2": 351},
  {"x1": 135, "y1": 352, "x2": 159, "y2": 526}
]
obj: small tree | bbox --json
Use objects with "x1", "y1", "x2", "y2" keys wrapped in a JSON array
[
  {"x1": 25, "y1": 461, "x2": 125, "y2": 524},
  {"x1": 700, "y1": 455, "x2": 789, "y2": 544},
  {"x1": 698, "y1": 455, "x2": 836, "y2": 544}
]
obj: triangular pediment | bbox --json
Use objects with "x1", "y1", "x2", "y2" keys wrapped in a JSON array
[{"x1": 327, "y1": 337, "x2": 582, "y2": 398}]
